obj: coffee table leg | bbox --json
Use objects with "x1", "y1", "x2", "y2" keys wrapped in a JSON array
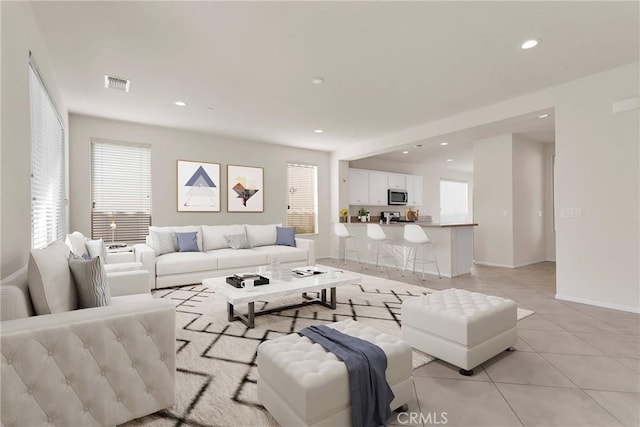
[
  {"x1": 330, "y1": 287, "x2": 336, "y2": 309},
  {"x1": 247, "y1": 302, "x2": 255, "y2": 328},
  {"x1": 227, "y1": 303, "x2": 235, "y2": 321},
  {"x1": 321, "y1": 289, "x2": 327, "y2": 303}
]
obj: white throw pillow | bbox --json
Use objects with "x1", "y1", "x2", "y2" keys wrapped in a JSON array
[
  {"x1": 149, "y1": 230, "x2": 176, "y2": 255},
  {"x1": 68, "y1": 254, "x2": 111, "y2": 308},
  {"x1": 28, "y1": 241, "x2": 78, "y2": 315},
  {"x1": 86, "y1": 239, "x2": 107, "y2": 263},
  {"x1": 202, "y1": 225, "x2": 246, "y2": 251},
  {"x1": 245, "y1": 224, "x2": 280, "y2": 248},
  {"x1": 65, "y1": 231, "x2": 88, "y2": 257},
  {"x1": 149, "y1": 226, "x2": 203, "y2": 252}
]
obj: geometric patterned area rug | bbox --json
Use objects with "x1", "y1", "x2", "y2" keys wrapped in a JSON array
[{"x1": 125, "y1": 271, "x2": 533, "y2": 427}]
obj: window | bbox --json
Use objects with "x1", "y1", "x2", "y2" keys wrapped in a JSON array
[
  {"x1": 30, "y1": 60, "x2": 66, "y2": 249},
  {"x1": 286, "y1": 163, "x2": 318, "y2": 234},
  {"x1": 91, "y1": 140, "x2": 151, "y2": 244},
  {"x1": 440, "y1": 179, "x2": 469, "y2": 223}
]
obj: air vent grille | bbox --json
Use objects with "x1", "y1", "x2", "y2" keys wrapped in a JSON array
[{"x1": 104, "y1": 75, "x2": 130, "y2": 92}]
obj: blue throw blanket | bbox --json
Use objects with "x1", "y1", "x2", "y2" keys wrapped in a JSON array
[{"x1": 299, "y1": 325, "x2": 394, "y2": 427}]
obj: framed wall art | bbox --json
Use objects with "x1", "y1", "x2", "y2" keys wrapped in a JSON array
[
  {"x1": 177, "y1": 160, "x2": 221, "y2": 212},
  {"x1": 227, "y1": 164, "x2": 264, "y2": 212}
]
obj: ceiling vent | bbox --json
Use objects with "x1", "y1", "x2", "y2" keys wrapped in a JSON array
[{"x1": 104, "y1": 75, "x2": 130, "y2": 92}]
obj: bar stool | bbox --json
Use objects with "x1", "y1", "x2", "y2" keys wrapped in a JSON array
[
  {"x1": 364, "y1": 223, "x2": 399, "y2": 277},
  {"x1": 403, "y1": 224, "x2": 441, "y2": 280},
  {"x1": 333, "y1": 223, "x2": 360, "y2": 265}
]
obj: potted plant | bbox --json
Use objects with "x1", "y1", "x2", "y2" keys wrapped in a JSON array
[{"x1": 358, "y1": 208, "x2": 368, "y2": 222}]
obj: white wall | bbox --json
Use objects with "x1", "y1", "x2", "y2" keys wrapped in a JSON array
[
  {"x1": 69, "y1": 114, "x2": 332, "y2": 258},
  {"x1": 472, "y1": 134, "x2": 514, "y2": 267},
  {"x1": 1, "y1": 2, "x2": 68, "y2": 278},
  {"x1": 513, "y1": 135, "x2": 546, "y2": 267},
  {"x1": 348, "y1": 157, "x2": 473, "y2": 222},
  {"x1": 543, "y1": 143, "x2": 556, "y2": 261},
  {"x1": 553, "y1": 65, "x2": 639, "y2": 312}
]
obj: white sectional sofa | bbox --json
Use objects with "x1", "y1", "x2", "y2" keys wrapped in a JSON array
[
  {"x1": 135, "y1": 224, "x2": 316, "y2": 289},
  {"x1": 0, "y1": 241, "x2": 176, "y2": 426}
]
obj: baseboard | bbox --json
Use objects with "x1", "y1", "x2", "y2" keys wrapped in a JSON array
[
  {"x1": 473, "y1": 261, "x2": 514, "y2": 268},
  {"x1": 555, "y1": 294, "x2": 640, "y2": 314},
  {"x1": 546, "y1": 258, "x2": 556, "y2": 262},
  {"x1": 473, "y1": 260, "x2": 549, "y2": 269}
]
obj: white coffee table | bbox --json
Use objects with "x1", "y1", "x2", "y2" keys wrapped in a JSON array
[{"x1": 202, "y1": 267, "x2": 361, "y2": 328}]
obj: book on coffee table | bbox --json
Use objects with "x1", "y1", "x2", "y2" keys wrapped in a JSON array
[{"x1": 292, "y1": 267, "x2": 327, "y2": 278}]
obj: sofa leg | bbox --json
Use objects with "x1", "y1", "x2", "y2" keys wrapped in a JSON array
[
  {"x1": 395, "y1": 404, "x2": 409, "y2": 413},
  {"x1": 459, "y1": 368, "x2": 474, "y2": 376}
]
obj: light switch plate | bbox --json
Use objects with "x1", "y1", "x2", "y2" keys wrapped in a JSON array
[{"x1": 560, "y1": 208, "x2": 583, "y2": 218}]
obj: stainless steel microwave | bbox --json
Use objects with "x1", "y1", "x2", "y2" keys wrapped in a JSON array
[{"x1": 388, "y1": 189, "x2": 408, "y2": 205}]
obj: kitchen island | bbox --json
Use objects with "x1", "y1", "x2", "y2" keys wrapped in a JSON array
[{"x1": 341, "y1": 222, "x2": 477, "y2": 278}]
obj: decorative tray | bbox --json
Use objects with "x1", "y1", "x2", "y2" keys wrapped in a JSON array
[{"x1": 225, "y1": 275, "x2": 270, "y2": 288}]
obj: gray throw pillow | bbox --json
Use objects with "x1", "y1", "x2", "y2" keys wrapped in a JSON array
[
  {"x1": 275, "y1": 226, "x2": 296, "y2": 247},
  {"x1": 224, "y1": 233, "x2": 251, "y2": 250},
  {"x1": 150, "y1": 230, "x2": 176, "y2": 255},
  {"x1": 86, "y1": 239, "x2": 107, "y2": 263},
  {"x1": 68, "y1": 254, "x2": 112, "y2": 308},
  {"x1": 176, "y1": 231, "x2": 199, "y2": 252}
]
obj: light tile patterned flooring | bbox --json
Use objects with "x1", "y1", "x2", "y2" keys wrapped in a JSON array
[{"x1": 319, "y1": 259, "x2": 640, "y2": 427}]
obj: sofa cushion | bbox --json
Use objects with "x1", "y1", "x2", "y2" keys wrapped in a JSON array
[
  {"x1": 28, "y1": 241, "x2": 78, "y2": 315},
  {"x1": 86, "y1": 238, "x2": 107, "y2": 263},
  {"x1": 252, "y1": 245, "x2": 308, "y2": 263},
  {"x1": 245, "y1": 224, "x2": 280, "y2": 247},
  {"x1": 176, "y1": 231, "x2": 199, "y2": 252},
  {"x1": 202, "y1": 224, "x2": 245, "y2": 251},
  {"x1": 150, "y1": 230, "x2": 176, "y2": 255},
  {"x1": 68, "y1": 255, "x2": 112, "y2": 308},
  {"x1": 104, "y1": 262, "x2": 144, "y2": 273},
  {"x1": 150, "y1": 225, "x2": 203, "y2": 251},
  {"x1": 65, "y1": 231, "x2": 88, "y2": 257},
  {"x1": 210, "y1": 249, "x2": 268, "y2": 269},
  {"x1": 224, "y1": 233, "x2": 251, "y2": 249},
  {"x1": 156, "y1": 252, "x2": 218, "y2": 276},
  {"x1": 276, "y1": 226, "x2": 296, "y2": 247}
]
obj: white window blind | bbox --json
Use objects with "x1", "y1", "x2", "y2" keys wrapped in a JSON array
[
  {"x1": 30, "y1": 61, "x2": 66, "y2": 249},
  {"x1": 440, "y1": 179, "x2": 469, "y2": 224},
  {"x1": 286, "y1": 163, "x2": 318, "y2": 234},
  {"x1": 91, "y1": 141, "x2": 151, "y2": 244}
]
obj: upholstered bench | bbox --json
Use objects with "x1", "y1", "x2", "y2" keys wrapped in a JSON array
[
  {"x1": 257, "y1": 319, "x2": 413, "y2": 426},
  {"x1": 401, "y1": 288, "x2": 517, "y2": 376}
]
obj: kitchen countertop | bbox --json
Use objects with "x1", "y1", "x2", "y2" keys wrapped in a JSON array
[{"x1": 346, "y1": 221, "x2": 478, "y2": 228}]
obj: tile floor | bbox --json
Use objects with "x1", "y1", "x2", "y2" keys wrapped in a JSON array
[{"x1": 319, "y1": 258, "x2": 640, "y2": 427}]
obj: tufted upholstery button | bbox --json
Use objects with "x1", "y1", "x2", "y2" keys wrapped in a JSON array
[
  {"x1": 84, "y1": 406, "x2": 89, "y2": 412},
  {"x1": 160, "y1": 355, "x2": 165, "y2": 361},
  {"x1": 101, "y1": 371, "x2": 106, "y2": 377},
  {"x1": 116, "y1": 336, "x2": 121, "y2": 342},
  {"x1": 132, "y1": 363, "x2": 137, "y2": 369},
  {"x1": 146, "y1": 330, "x2": 152, "y2": 336},
  {"x1": 48, "y1": 351, "x2": 52, "y2": 356},
  {"x1": 117, "y1": 396, "x2": 122, "y2": 402},
  {"x1": 47, "y1": 417, "x2": 52, "y2": 423},
  {"x1": 28, "y1": 389, "x2": 33, "y2": 395},
  {"x1": 7, "y1": 359, "x2": 12, "y2": 365},
  {"x1": 146, "y1": 388, "x2": 151, "y2": 394},
  {"x1": 84, "y1": 343, "x2": 89, "y2": 349},
  {"x1": 66, "y1": 379, "x2": 71, "y2": 385}
]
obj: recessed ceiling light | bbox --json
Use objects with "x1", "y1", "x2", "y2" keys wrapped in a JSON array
[
  {"x1": 538, "y1": 113, "x2": 549, "y2": 118},
  {"x1": 521, "y1": 39, "x2": 539, "y2": 49},
  {"x1": 446, "y1": 159, "x2": 454, "y2": 162},
  {"x1": 414, "y1": 144, "x2": 423, "y2": 148},
  {"x1": 314, "y1": 129, "x2": 323, "y2": 133},
  {"x1": 402, "y1": 151, "x2": 409, "y2": 154},
  {"x1": 312, "y1": 77, "x2": 325, "y2": 85},
  {"x1": 175, "y1": 101, "x2": 187, "y2": 107},
  {"x1": 440, "y1": 142, "x2": 449, "y2": 146}
]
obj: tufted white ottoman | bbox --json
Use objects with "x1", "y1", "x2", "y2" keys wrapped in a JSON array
[
  {"x1": 257, "y1": 319, "x2": 413, "y2": 426},
  {"x1": 401, "y1": 288, "x2": 517, "y2": 376}
]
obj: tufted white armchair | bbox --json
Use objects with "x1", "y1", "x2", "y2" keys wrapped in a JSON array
[{"x1": 1, "y1": 256, "x2": 176, "y2": 425}]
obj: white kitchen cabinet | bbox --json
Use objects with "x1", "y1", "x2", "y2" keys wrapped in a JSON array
[
  {"x1": 388, "y1": 173, "x2": 406, "y2": 189},
  {"x1": 406, "y1": 175, "x2": 423, "y2": 206},
  {"x1": 349, "y1": 169, "x2": 369, "y2": 205},
  {"x1": 368, "y1": 172, "x2": 388, "y2": 205}
]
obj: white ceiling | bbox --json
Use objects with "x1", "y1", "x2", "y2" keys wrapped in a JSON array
[{"x1": 31, "y1": 1, "x2": 638, "y2": 152}]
